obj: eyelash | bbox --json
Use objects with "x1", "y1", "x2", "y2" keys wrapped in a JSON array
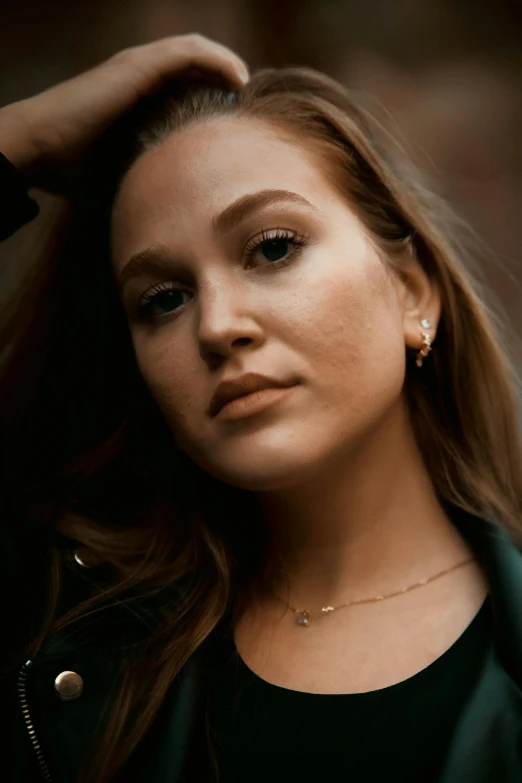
[{"x1": 136, "y1": 227, "x2": 309, "y2": 321}]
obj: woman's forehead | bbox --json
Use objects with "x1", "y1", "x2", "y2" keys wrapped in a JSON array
[
  {"x1": 113, "y1": 116, "x2": 336, "y2": 213},
  {"x1": 110, "y1": 116, "x2": 347, "y2": 259}
]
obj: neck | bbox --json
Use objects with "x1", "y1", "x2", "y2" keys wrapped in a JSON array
[{"x1": 255, "y1": 399, "x2": 473, "y2": 610}]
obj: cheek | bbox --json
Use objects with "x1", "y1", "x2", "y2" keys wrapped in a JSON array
[
  {"x1": 133, "y1": 340, "x2": 197, "y2": 431},
  {"x1": 289, "y1": 256, "x2": 406, "y2": 414}
]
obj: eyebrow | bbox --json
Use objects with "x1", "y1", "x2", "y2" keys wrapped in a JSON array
[{"x1": 117, "y1": 188, "x2": 318, "y2": 290}]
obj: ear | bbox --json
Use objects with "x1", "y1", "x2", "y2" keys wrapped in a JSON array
[{"x1": 394, "y1": 255, "x2": 441, "y2": 351}]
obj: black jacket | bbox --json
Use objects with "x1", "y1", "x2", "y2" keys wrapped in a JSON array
[{"x1": 3, "y1": 154, "x2": 522, "y2": 782}]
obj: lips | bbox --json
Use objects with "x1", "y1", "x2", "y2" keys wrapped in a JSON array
[{"x1": 209, "y1": 372, "x2": 296, "y2": 417}]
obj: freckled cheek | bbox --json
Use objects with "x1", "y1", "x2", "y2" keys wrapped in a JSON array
[{"x1": 289, "y1": 273, "x2": 404, "y2": 409}]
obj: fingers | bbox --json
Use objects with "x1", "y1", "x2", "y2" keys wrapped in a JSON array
[
  {"x1": 121, "y1": 33, "x2": 250, "y2": 93},
  {"x1": 0, "y1": 33, "x2": 250, "y2": 193}
]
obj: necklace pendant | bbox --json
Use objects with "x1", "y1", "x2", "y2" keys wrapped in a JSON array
[{"x1": 295, "y1": 610, "x2": 311, "y2": 626}]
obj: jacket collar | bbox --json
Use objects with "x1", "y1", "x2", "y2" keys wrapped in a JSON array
[{"x1": 444, "y1": 503, "x2": 522, "y2": 689}]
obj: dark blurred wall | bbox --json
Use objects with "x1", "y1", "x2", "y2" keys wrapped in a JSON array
[{"x1": 1, "y1": 0, "x2": 521, "y2": 366}]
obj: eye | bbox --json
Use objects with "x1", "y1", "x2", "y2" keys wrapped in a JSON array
[
  {"x1": 133, "y1": 227, "x2": 309, "y2": 322},
  {"x1": 244, "y1": 227, "x2": 309, "y2": 268},
  {"x1": 137, "y1": 283, "x2": 189, "y2": 319}
]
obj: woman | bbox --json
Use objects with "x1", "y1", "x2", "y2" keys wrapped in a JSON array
[{"x1": 1, "y1": 33, "x2": 522, "y2": 783}]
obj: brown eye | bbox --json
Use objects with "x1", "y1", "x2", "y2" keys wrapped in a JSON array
[
  {"x1": 139, "y1": 284, "x2": 189, "y2": 318},
  {"x1": 260, "y1": 238, "x2": 292, "y2": 262},
  {"x1": 244, "y1": 228, "x2": 309, "y2": 268}
]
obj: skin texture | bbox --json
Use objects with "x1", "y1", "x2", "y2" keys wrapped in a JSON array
[{"x1": 110, "y1": 116, "x2": 489, "y2": 693}]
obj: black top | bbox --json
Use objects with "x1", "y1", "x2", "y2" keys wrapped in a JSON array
[{"x1": 208, "y1": 597, "x2": 493, "y2": 782}]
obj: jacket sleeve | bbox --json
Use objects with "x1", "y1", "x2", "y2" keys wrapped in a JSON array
[
  {"x1": 0, "y1": 151, "x2": 40, "y2": 241},
  {"x1": 0, "y1": 150, "x2": 46, "y2": 677}
]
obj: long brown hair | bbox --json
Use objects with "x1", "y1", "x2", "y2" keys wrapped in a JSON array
[{"x1": 2, "y1": 67, "x2": 521, "y2": 781}]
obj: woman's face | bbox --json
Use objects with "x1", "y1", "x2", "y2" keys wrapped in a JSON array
[{"x1": 110, "y1": 116, "x2": 434, "y2": 491}]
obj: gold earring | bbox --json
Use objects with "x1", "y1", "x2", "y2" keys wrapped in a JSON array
[{"x1": 416, "y1": 319, "x2": 432, "y2": 367}]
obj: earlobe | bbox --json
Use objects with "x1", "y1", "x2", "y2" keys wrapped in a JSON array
[
  {"x1": 404, "y1": 316, "x2": 436, "y2": 368},
  {"x1": 400, "y1": 262, "x2": 441, "y2": 352},
  {"x1": 415, "y1": 323, "x2": 433, "y2": 367}
]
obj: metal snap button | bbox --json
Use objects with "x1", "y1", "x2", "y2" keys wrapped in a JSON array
[
  {"x1": 73, "y1": 549, "x2": 89, "y2": 567},
  {"x1": 73, "y1": 547, "x2": 100, "y2": 568},
  {"x1": 54, "y1": 671, "x2": 84, "y2": 701}
]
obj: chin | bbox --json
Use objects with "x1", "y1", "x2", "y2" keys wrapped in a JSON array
[{"x1": 186, "y1": 438, "x2": 343, "y2": 493}]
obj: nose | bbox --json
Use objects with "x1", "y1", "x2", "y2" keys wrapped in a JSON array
[{"x1": 196, "y1": 279, "x2": 265, "y2": 360}]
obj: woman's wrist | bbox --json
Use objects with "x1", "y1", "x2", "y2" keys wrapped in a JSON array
[
  {"x1": 0, "y1": 106, "x2": 42, "y2": 239},
  {"x1": 0, "y1": 102, "x2": 43, "y2": 185}
]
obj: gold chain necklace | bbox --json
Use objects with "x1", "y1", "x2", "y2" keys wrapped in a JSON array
[{"x1": 286, "y1": 556, "x2": 476, "y2": 626}]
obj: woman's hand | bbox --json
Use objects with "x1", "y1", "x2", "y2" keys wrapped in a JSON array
[{"x1": 0, "y1": 34, "x2": 248, "y2": 196}]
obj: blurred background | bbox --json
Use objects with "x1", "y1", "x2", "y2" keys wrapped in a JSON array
[{"x1": 1, "y1": 0, "x2": 521, "y2": 367}]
